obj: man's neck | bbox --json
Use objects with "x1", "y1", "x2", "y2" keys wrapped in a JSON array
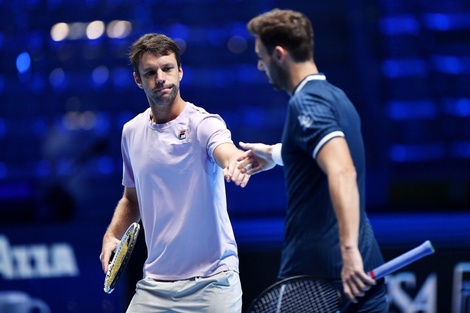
[
  {"x1": 149, "y1": 97, "x2": 186, "y2": 124},
  {"x1": 287, "y1": 61, "x2": 319, "y2": 95}
]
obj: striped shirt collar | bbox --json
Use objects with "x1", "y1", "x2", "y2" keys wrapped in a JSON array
[{"x1": 293, "y1": 73, "x2": 326, "y2": 95}]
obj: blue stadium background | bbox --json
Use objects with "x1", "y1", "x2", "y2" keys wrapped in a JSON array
[{"x1": 1, "y1": 0, "x2": 470, "y2": 312}]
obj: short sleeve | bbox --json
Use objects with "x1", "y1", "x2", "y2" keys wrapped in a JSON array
[
  {"x1": 196, "y1": 114, "x2": 233, "y2": 163},
  {"x1": 289, "y1": 95, "x2": 344, "y2": 159}
]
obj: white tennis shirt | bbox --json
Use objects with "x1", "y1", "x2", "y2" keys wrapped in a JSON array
[{"x1": 121, "y1": 102, "x2": 239, "y2": 280}]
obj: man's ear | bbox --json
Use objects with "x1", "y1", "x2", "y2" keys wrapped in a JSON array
[
  {"x1": 133, "y1": 72, "x2": 143, "y2": 89},
  {"x1": 273, "y1": 46, "x2": 286, "y2": 63}
]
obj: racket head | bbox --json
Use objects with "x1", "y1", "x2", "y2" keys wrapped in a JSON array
[
  {"x1": 103, "y1": 222, "x2": 140, "y2": 294},
  {"x1": 247, "y1": 275, "x2": 341, "y2": 313}
]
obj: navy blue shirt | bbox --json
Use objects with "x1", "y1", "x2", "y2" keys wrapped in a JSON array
[{"x1": 278, "y1": 74, "x2": 384, "y2": 280}]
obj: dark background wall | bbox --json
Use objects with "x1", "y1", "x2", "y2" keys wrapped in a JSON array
[{"x1": 1, "y1": 0, "x2": 470, "y2": 312}]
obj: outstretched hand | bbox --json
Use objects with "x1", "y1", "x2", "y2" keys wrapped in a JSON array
[
  {"x1": 235, "y1": 142, "x2": 277, "y2": 175},
  {"x1": 223, "y1": 157, "x2": 251, "y2": 188},
  {"x1": 223, "y1": 141, "x2": 278, "y2": 186}
]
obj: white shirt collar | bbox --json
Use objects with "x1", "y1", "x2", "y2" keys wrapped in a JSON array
[{"x1": 293, "y1": 74, "x2": 326, "y2": 95}]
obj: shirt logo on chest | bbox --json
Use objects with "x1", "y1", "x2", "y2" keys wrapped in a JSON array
[{"x1": 178, "y1": 129, "x2": 188, "y2": 140}]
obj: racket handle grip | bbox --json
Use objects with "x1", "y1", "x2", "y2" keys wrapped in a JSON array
[{"x1": 368, "y1": 240, "x2": 435, "y2": 280}]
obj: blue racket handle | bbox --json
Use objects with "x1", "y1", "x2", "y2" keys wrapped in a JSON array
[{"x1": 369, "y1": 240, "x2": 435, "y2": 280}]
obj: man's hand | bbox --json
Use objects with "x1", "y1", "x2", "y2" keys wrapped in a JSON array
[
  {"x1": 99, "y1": 235, "x2": 120, "y2": 274},
  {"x1": 341, "y1": 246, "x2": 376, "y2": 302},
  {"x1": 235, "y1": 142, "x2": 277, "y2": 175},
  {"x1": 223, "y1": 158, "x2": 251, "y2": 188}
]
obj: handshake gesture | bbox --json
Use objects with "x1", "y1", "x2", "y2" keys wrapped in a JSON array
[{"x1": 223, "y1": 142, "x2": 279, "y2": 187}]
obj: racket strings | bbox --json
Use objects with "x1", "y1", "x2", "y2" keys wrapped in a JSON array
[
  {"x1": 104, "y1": 223, "x2": 140, "y2": 293},
  {"x1": 107, "y1": 237, "x2": 130, "y2": 280},
  {"x1": 250, "y1": 278, "x2": 340, "y2": 313}
]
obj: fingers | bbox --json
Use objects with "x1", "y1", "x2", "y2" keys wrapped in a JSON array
[
  {"x1": 236, "y1": 149, "x2": 253, "y2": 163},
  {"x1": 238, "y1": 172, "x2": 251, "y2": 188},
  {"x1": 100, "y1": 251, "x2": 110, "y2": 274},
  {"x1": 242, "y1": 163, "x2": 262, "y2": 175},
  {"x1": 223, "y1": 164, "x2": 234, "y2": 183},
  {"x1": 100, "y1": 237, "x2": 120, "y2": 274},
  {"x1": 238, "y1": 142, "x2": 260, "y2": 154},
  {"x1": 236, "y1": 158, "x2": 259, "y2": 173},
  {"x1": 343, "y1": 275, "x2": 375, "y2": 303},
  {"x1": 224, "y1": 160, "x2": 251, "y2": 187},
  {"x1": 238, "y1": 141, "x2": 250, "y2": 149},
  {"x1": 225, "y1": 141, "x2": 267, "y2": 185}
]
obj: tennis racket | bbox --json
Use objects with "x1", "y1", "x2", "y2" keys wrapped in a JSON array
[
  {"x1": 104, "y1": 222, "x2": 140, "y2": 294},
  {"x1": 247, "y1": 240, "x2": 435, "y2": 313}
]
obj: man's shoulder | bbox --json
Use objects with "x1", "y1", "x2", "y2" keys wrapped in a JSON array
[
  {"x1": 185, "y1": 102, "x2": 210, "y2": 116},
  {"x1": 123, "y1": 109, "x2": 148, "y2": 131},
  {"x1": 185, "y1": 102, "x2": 225, "y2": 125}
]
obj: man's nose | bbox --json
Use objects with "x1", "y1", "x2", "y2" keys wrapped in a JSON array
[
  {"x1": 155, "y1": 69, "x2": 165, "y2": 82},
  {"x1": 156, "y1": 78, "x2": 165, "y2": 84}
]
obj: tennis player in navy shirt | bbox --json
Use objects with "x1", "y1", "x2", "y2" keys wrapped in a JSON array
[{"x1": 231, "y1": 9, "x2": 389, "y2": 312}]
